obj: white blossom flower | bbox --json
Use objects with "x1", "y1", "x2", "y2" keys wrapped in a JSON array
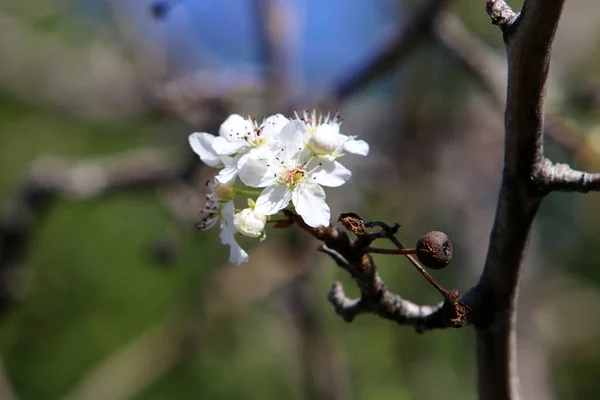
[
  {"x1": 239, "y1": 121, "x2": 351, "y2": 228},
  {"x1": 188, "y1": 114, "x2": 288, "y2": 183},
  {"x1": 188, "y1": 132, "x2": 238, "y2": 183},
  {"x1": 213, "y1": 114, "x2": 288, "y2": 155},
  {"x1": 234, "y1": 207, "x2": 267, "y2": 238},
  {"x1": 197, "y1": 180, "x2": 248, "y2": 264},
  {"x1": 296, "y1": 109, "x2": 369, "y2": 158},
  {"x1": 189, "y1": 110, "x2": 370, "y2": 262}
]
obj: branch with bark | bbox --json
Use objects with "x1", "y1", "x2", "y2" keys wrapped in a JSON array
[
  {"x1": 463, "y1": 1, "x2": 598, "y2": 399},
  {"x1": 282, "y1": 210, "x2": 470, "y2": 333},
  {"x1": 293, "y1": 1, "x2": 600, "y2": 399}
]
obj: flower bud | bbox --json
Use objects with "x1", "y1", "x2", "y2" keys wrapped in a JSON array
[
  {"x1": 308, "y1": 124, "x2": 340, "y2": 154},
  {"x1": 234, "y1": 208, "x2": 266, "y2": 238},
  {"x1": 214, "y1": 182, "x2": 236, "y2": 200}
]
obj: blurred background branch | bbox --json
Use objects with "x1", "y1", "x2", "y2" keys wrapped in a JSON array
[
  {"x1": 0, "y1": 149, "x2": 191, "y2": 315},
  {"x1": 331, "y1": 0, "x2": 451, "y2": 103}
]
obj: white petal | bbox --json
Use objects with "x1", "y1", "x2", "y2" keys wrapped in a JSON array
[
  {"x1": 278, "y1": 120, "x2": 305, "y2": 143},
  {"x1": 248, "y1": 143, "x2": 273, "y2": 159},
  {"x1": 261, "y1": 114, "x2": 289, "y2": 138},
  {"x1": 343, "y1": 138, "x2": 369, "y2": 156},
  {"x1": 277, "y1": 120, "x2": 307, "y2": 161},
  {"x1": 219, "y1": 114, "x2": 248, "y2": 138},
  {"x1": 219, "y1": 202, "x2": 249, "y2": 264},
  {"x1": 221, "y1": 201, "x2": 236, "y2": 225},
  {"x1": 222, "y1": 154, "x2": 238, "y2": 166},
  {"x1": 238, "y1": 152, "x2": 277, "y2": 188},
  {"x1": 255, "y1": 185, "x2": 292, "y2": 215},
  {"x1": 188, "y1": 133, "x2": 222, "y2": 168},
  {"x1": 219, "y1": 224, "x2": 249, "y2": 264},
  {"x1": 324, "y1": 123, "x2": 340, "y2": 134},
  {"x1": 312, "y1": 159, "x2": 351, "y2": 187},
  {"x1": 229, "y1": 241, "x2": 250, "y2": 264},
  {"x1": 213, "y1": 136, "x2": 247, "y2": 156},
  {"x1": 216, "y1": 164, "x2": 238, "y2": 183},
  {"x1": 292, "y1": 183, "x2": 330, "y2": 228}
]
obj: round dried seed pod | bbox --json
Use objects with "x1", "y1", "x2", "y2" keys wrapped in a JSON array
[{"x1": 416, "y1": 231, "x2": 453, "y2": 269}]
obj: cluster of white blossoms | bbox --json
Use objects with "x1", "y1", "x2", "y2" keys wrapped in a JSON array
[{"x1": 189, "y1": 110, "x2": 369, "y2": 264}]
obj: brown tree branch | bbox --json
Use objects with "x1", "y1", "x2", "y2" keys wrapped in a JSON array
[
  {"x1": 472, "y1": 1, "x2": 567, "y2": 399},
  {"x1": 326, "y1": 280, "x2": 366, "y2": 321},
  {"x1": 435, "y1": 9, "x2": 600, "y2": 196},
  {"x1": 283, "y1": 210, "x2": 465, "y2": 333}
]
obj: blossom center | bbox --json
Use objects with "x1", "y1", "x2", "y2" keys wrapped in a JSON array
[
  {"x1": 281, "y1": 166, "x2": 306, "y2": 188},
  {"x1": 249, "y1": 132, "x2": 267, "y2": 148}
]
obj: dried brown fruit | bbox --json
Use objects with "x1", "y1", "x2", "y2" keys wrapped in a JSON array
[{"x1": 416, "y1": 231, "x2": 453, "y2": 269}]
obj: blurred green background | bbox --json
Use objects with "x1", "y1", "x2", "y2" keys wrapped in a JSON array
[{"x1": 1, "y1": 0, "x2": 600, "y2": 399}]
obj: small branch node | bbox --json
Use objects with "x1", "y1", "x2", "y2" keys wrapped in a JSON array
[
  {"x1": 535, "y1": 158, "x2": 600, "y2": 194},
  {"x1": 443, "y1": 290, "x2": 471, "y2": 328},
  {"x1": 485, "y1": 0, "x2": 518, "y2": 27}
]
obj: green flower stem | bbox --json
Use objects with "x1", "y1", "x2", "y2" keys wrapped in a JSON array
[{"x1": 236, "y1": 189, "x2": 261, "y2": 196}]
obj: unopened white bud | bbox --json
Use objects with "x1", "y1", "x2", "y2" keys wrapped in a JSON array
[
  {"x1": 214, "y1": 182, "x2": 235, "y2": 200},
  {"x1": 234, "y1": 208, "x2": 266, "y2": 238},
  {"x1": 308, "y1": 124, "x2": 340, "y2": 155}
]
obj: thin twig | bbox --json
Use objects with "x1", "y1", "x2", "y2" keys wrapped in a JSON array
[
  {"x1": 364, "y1": 247, "x2": 416, "y2": 255},
  {"x1": 364, "y1": 220, "x2": 456, "y2": 298},
  {"x1": 318, "y1": 245, "x2": 350, "y2": 269}
]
